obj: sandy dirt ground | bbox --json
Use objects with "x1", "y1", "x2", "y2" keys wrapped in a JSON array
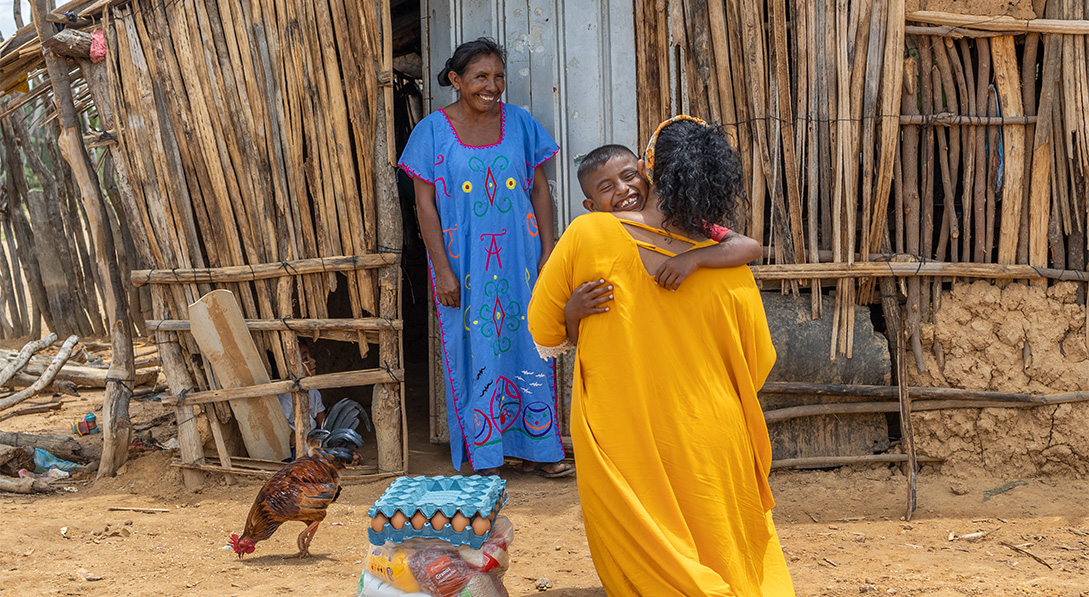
[{"x1": 0, "y1": 386, "x2": 1086, "y2": 597}]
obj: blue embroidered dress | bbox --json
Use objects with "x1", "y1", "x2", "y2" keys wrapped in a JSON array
[{"x1": 399, "y1": 103, "x2": 565, "y2": 471}]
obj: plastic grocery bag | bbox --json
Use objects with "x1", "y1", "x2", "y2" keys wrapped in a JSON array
[
  {"x1": 358, "y1": 571, "x2": 431, "y2": 597},
  {"x1": 33, "y1": 448, "x2": 81, "y2": 473},
  {"x1": 360, "y1": 515, "x2": 513, "y2": 597}
]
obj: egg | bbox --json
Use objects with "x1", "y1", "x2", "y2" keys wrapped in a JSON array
[
  {"x1": 471, "y1": 515, "x2": 491, "y2": 536},
  {"x1": 431, "y1": 512, "x2": 449, "y2": 531},
  {"x1": 390, "y1": 510, "x2": 408, "y2": 530},
  {"x1": 451, "y1": 512, "x2": 471, "y2": 532},
  {"x1": 370, "y1": 513, "x2": 388, "y2": 533},
  {"x1": 410, "y1": 510, "x2": 428, "y2": 530}
]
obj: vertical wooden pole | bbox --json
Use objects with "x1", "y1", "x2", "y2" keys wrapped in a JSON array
[
  {"x1": 806, "y1": 0, "x2": 822, "y2": 316},
  {"x1": 973, "y1": 39, "x2": 991, "y2": 263},
  {"x1": 901, "y1": 53, "x2": 926, "y2": 373},
  {"x1": 770, "y1": 0, "x2": 805, "y2": 264},
  {"x1": 991, "y1": 36, "x2": 1026, "y2": 265},
  {"x1": 898, "y1": 310, "x2": 917, "y2": 521},
  {"x1": 1030, "y1": 31, "x2": 1063, "y2": 281},
  {"x1": 374, "y1": 0, "x2": 405, "y2": 473},
  {"x1": 276, "y1": 276, "x2": 309, "y2": 452},
  {"x1": 31, "y1": 0, "x2": 135, "y2": 478},
  {"x1": 152, "y1": 287, "x2": 205, "y2": 490}
]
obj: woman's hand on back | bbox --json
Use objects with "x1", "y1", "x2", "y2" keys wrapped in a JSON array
[{"x1": 434, "y1": 267, "x2": 461, "y2": 308}]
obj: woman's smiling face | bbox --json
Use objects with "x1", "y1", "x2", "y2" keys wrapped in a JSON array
[{"x1": 450, "y1": 53, "x2": 505, "y2": 114}]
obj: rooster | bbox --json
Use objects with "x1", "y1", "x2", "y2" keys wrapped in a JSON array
[{"x1": 230, "y1": 398, "x2": 367, "y2": 558}]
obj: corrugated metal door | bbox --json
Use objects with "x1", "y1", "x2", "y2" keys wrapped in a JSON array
[
  {"x1": 421, "y1": 0, "x2": 637, "y2": 225},
  {"x1": 421, "y1": 0, "x2": 637, "y2": 443}
]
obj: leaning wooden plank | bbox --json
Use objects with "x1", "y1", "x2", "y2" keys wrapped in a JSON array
[
  {"x1": 188, "y1": 289, "x2": 291, "y2": 462},
  {"x1": 0, "y1": 333, "x2": 57, "y2": 387},
  {"x1": 0, "y1": 335, "x2": 78, "y2": 412},
  {"x1": 130, "y1": 253, "x2": 398, "y2": 286},
  {"x1": 991, "y1": 36, "x2": 1027, "y2": 265}
]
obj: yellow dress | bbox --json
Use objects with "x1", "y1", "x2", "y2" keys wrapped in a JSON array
[{"x1": 528, "y1": 213, "x2": 795, "y2": 596}]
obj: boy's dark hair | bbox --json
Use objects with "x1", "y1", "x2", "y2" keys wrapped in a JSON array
[
  {"x1": 576, "y1": 144, "x2": 637, "y2": 190},
  {"x1": 437, "y1": 38, "x2": 507, "y2": 88},
  {"x1": 653, "y1": 120, "x2": 744, "y2": 238}
]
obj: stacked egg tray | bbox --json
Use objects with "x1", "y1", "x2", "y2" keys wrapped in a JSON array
[{"x1": 367, "y1": 475, "x2": 508, "y2": 549}]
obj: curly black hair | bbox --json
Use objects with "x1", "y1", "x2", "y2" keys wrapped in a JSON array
[
  {"x1": 437, "y1": 38, "x2": 507, "y2": 88},
  {"x1": 651, "y1": 119, "x2": 744, "y2": 239}
]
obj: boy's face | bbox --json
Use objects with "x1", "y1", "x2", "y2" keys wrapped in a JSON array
[{"x1": 581, "y1": 155, "x2": 650, "y2": 214}]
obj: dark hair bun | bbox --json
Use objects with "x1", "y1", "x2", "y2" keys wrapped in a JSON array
[
  {"x1": 654, "y1": 120, "x2": 744, "y2": 238},
  {"x1": 437, "y1": 37, "x2": 507, "y2": 88}
]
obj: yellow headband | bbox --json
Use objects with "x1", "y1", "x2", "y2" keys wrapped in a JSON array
[{"x1": 643, "y1": 114, "x2": 707, "y2": 184}]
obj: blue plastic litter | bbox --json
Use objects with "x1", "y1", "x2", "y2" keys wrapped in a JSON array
[
  {"x1": 367, "y1": 475, "x2": 508, "y2": 549},
  {"x1": 33, "y1": 448, "x2": 81, "y2": 473}
]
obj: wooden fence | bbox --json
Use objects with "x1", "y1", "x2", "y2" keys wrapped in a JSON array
[
  {"x1": 636, "y1": 1, "x2": 1088, "y2": 361},
  {"x1": 1, "y1": 0, "x2": 406, "y2": 486}
]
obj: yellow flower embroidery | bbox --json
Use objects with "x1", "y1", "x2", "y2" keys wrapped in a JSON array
[
  {"x1": 505, "y1": 177, "x2": 516, "y2": 189},
  {"x1": 462, "y1": 181, "x2": 472, "y2": 193}
]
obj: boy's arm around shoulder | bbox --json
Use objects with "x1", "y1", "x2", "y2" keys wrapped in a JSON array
[
  {"x1": 654, "y1": 231, "x2": 762, "y2": 290},
  {"x1": 702, "y1": 231, "x2": 762, "y2": 267}
]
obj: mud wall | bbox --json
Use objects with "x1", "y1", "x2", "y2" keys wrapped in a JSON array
[{"x1": 909, "y1": 281, "x2": 1088, "y2": 478}]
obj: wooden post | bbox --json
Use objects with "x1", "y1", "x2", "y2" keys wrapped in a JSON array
[
  {"x1": 30, "y1": 0, "x2": 135, "y2": 478},
  {"x1": 98, "y1": 318, "x2": 133, "y2": 477},
  {"x1": 277, "y1": 276, "x2": 309, "y2": 452},
  {"x1": 1029, "y1": 30, "x2": 1062, "y2": 279},
  {"x1": 151, "y1": 289, "x2": 204, "y2": 490},
  {"x1": 898, "y1": 311, "x2": 917, "y2": 521},
  {"x1": 373, "y1": 0, "x2": 405, "y2": 473},
  {"x1": 991, "y1": 36, "x2": 1027, "y2": 265}
]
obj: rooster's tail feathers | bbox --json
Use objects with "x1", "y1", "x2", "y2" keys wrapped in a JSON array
[{"x1": 323, "y1": 398, "x2": 372, "y2": 433}]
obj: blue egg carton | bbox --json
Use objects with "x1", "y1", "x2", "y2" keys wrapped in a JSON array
[{"x1": 367, "y1": 475, "x2": 508, "y2": 549}]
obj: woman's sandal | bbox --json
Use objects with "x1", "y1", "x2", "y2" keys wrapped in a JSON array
[{"x1": 522, "y1": 461, "x2": 576, "y2": 478}]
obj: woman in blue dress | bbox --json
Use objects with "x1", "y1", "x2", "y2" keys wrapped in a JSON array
[{"x1": 399, "y1": 38, "x2": 574, "y2": 478}]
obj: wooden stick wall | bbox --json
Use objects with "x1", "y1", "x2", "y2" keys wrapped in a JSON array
[
  {"x1": 102, "y1": 0, "x2": 386, "y2": 377},
  {"x1": 0, "y1": 81, "x2": 128, "y2": 341},
  {"x1": 635, "y1": 1, "x2": 1089, "y2": 368}
]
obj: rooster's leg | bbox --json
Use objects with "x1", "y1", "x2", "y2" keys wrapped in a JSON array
[{"x1": 286, "y1": 521, "x2": 321, "y2": 558}]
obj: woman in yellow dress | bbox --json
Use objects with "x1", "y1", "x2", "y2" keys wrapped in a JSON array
[{"x1": 528, "y1": 116, "x2": 795, "y2": 595}]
